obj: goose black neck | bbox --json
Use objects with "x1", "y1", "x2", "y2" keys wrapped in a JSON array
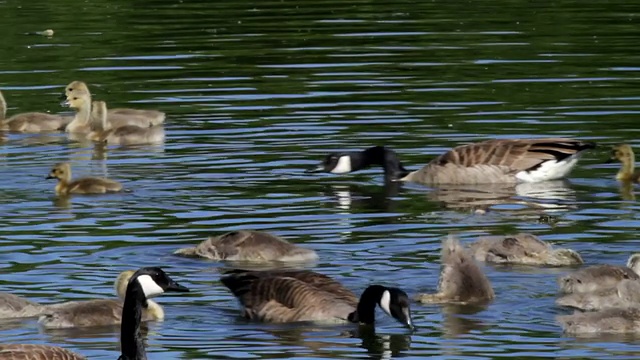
[
  {"x1": 119, "y1": 279, "x2": 148, "y2": 360},
  {"x1": 348, "y1": 285, "x2": 387, "y2": 325},
  {"x1": 352, "y1": 146, "x2": 410, "y2": 180}
]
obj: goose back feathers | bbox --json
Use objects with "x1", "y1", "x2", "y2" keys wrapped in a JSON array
[
  {"x1": 220, "y1": 269, "x2": 413, "y2": 329},
  {"x1": 307, "y1": 138, "x2": 595, "y2": 185},
  {"x1": 0, "y1": 344, "x2": 85, "y2": 360},
  {"x1": 174, "y1": 230, "x2": 318, "y2": 263}
]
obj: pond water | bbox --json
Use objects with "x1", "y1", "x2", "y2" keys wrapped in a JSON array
[{"x1": 1, "y1": 0, "x2": 640, "y2": 358}]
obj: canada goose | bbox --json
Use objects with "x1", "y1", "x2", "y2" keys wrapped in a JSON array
[
  {"x1": 558, "y1": 254, "x2": 640, "y2": 294},
  {"x1": 556, "y1": 279, "x2": 640, "y2": 311},
  {"x1": 38, "y1": 270, "x2": 165, "y2": 328},
  {"x1": 220, "y1": 269, "x2": 414, "y2": 329},
  {"x1": 174, "y1": 230, "x2": 318, "y2": 263},
  {"x1": 468, "y1": 233, "x2": 583, "y2": 266},
  {"x1": 557, "y1": 308, "x2": 640, "y2": 334},
  {"x1": 0, "y1": 90, "x2": 70, "y2": 132},
  {"x1": 608, "y1": 144, "x2": 640, "y2": 183},
  {"x1": 415, "y1": 235, "x2": 494, "y2": 304},
  {"x1": 305, "y1": 139, "x2": 596, "y2": 185},
  {"x1": 0, "y1": 267, "x2": 188, "y2": 360},
  {"x1": 87, "y1": 101, "x2": 165, "y2": 146},
  {"x1": 46, "y1": 162, "x2": 123, "y2": 195},
  {"x1": 63, "y1": 81, "x2": 165, "y2": 125}
]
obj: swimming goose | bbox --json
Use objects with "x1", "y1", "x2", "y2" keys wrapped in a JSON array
[
  {"x1": 46, "y1": 162, "x2": 123, "y2": 195},
  {"x1": 87, "y1": 101, "x2": 165, "y2": 145},
  {"x1": 558, "y1": 254, "x2": 640, "y2": 294},
  {"x1": 305, "y1": 139, "x2": 596, "y2": 185},
  {"x1": 63, "y1": 81, "x2": 165, "y2": 126},
  {"x1": 557, "y1": 308, "x2": 640, "y2": 334},
  {"x1": 174, "y1": 230, "x2": 318, "y2": 263},
  {"x1": 556, "y1": 279, "x2": 640, "y2": 311},
  {"x1": 415, "y1": 235, "x2": 494, "y2": 304},
  {"x1": 38, "y1": 270, "x2": 166, "y2": 328},
  {"x1": 220, "y1": 269, "x2": 414, "y2": 329},
  {"x1": 0, "y1": 293, "x2": 42, "y2": 318},
  {"x1": 0, "y1": 90, "x2": 70, "y2": 132},
  {"x1": 468, "y1": 233, "x2": 583, "y2": 266},
  {"x1": 0, "y1": 267, "x2": 188, "y2": 360},
  {"x1": 608, "y1": 144, "x2": 640, "y2": 183}
]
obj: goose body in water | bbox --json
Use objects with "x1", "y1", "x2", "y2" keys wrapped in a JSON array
[
  {"x1": 557, "y1": 308, "x2": 640, "y2": 334},
  {"x1": 221, "y1": 269, "x2": 413, "y2": 329},
  {"x1": 306, "y1": 139, "x2": 595, "y2": 185},
  {"x1": 556, "y1": 279, "x2": 640, "y2": 311},
  {"x1": 87, "y1": 101, "x2": 165, "y2": 146},
  {"x1": 415, "y1": 235, "x2": 494, "y2": 304},
  {"x1": 0, "y1": 267, "x2": 188, "y2": 360},
  {"x1": 558, "y1": 254, "x2": 640, "y2": 294},
  {"x1": 46, "y1": 162, "x2": 123, "y2": 195},
  {"x1": 0, "y1": 90, "x2": 70, "y2": 132},
  {"x1": 174, "y1": 230, "x2": 318, "y2": 263},
  {"x1": 468, "y1": 233, "x2": 583, "y2": 266}
]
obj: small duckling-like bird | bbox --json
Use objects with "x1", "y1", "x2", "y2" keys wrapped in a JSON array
[
  {"x1": 305, "y1": 139, "x2": 596, "y2": 185},
  {"x1": 556, "y1": 279, "x2": 640, "y2": 311},
  {"x1": 0, "y1": 90, "x2": 70, "y2": 132},
  {"x1": 63, "y1": 80, "x2": 165, "y2": 125},
  {"x1": 557, "y1": 308, "x2": 640, "y2": 334},
  {"x1": 46, "y1": 162, "x2": 123, "y2": 195},
  {"x1": 174, "y1": 230, "x2": 318, "y2": 263},
  {"x1": 468, "y1": 233, "x2": 583, "y2": 266},
  {"x1": 415, "y1": 235, "x2": 495, "y2": 304},
  {"x1": 38, "y1": 270, "x2": 166, "y2": 329},
  {"x1": 558, "y1": 254, "x2": 640, "y2": 294},
  {"x1": 1, "y1": 267, "x2": 188, "y2": 360},
  {"x1": 221, "y1": 269, "x2": 413, "y2": 329},
  {"x1": 0, "y1": 293, "x2": 42, "y2": 318},
  {"x1": 87, "y1": 101, "x2": 165, "y2": 146},
  {"x1": 609, "y1": 144, "x2": 640, "y2": 183}
]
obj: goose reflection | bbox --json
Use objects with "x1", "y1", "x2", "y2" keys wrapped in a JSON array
[
  {"x1": 342, "y1": 327, "x2": 411, "y2": 360},
  {"x1": 426, "y1": 180, "x2": 577, "y2": 214},
  {"x1": 320, "y1": 181, "x2": 401, "y2": 213}
]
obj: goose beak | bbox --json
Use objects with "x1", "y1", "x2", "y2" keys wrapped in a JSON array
[
  {"x1": 46, "y1": 175, "x2": 55, "y2": 179},
  {"x1": 305, "y1": 164, "x2": 325, "y2": 173},
  {"x1": 402, "y1": 309, "x2": 415, "y2": 331},
  {"x1": 166, "y1": 280, "x2": 189, "y2": 293},
  {"x1": 60, "y1": 99, "x2": 71, "y2": 107}
]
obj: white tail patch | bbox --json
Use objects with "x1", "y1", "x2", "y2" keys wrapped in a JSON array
[
  {"x1": 515, "y1": 155, "x2": 580, "y2": 183},
  {"x1": 330, "y1": 156, "x2": 352, "y2": 174},
  {"x1": 379, "y1": 290, "x2": 392, "y2": 317},
  {"x1": 136, "y1": 275, "x2": 165, "y2": 298}
]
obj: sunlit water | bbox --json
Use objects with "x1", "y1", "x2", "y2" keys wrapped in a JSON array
[{"x1": 1, "y1": 0, "x2": 640, "y2": 358}]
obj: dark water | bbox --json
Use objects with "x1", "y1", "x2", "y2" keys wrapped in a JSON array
[{"x1": 1, "y1": 0, "x2": 640, "y2": 358}]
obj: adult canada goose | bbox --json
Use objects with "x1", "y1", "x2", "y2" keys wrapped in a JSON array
[
  {"x1": 0, "y1": 267, "x2": 188, "y2": 360},
  {"x1": 87, "y1": 101, "x2": 165, "y2": 146},
  {"x1": 46, "y1": 162, "x2": 123, "y2": 195},
  {"x1": 63, "y1": 81, "x2": 165, "y2": 125},
  {"x1": 0, "y1": 90, "x2": 70, "y2": 132},
  {"x1": 220, "y1": 269, "x2": 414, "y2": 329},
  {"x1": 38, "y1": 270, "x2": 166, "y2": 328},
  {"x1": 174, "y1": 230, "x2": 318, "y2": 263},
  {"x1": 558, "y1": 254, "x2": 640, "y2": 294},
  {"x1": 468, "y1": 233, "x2": 583, "y2": 266},
  {"x1": 305, "y1": 138, "x2": 596, "y2": 185},
  {"x1": 556, "y1": 279, "x2": 640, "y2": 311},
  {"x1": 415, "y1": 235, "x2": 494, "y2": 304},
  {"x1": 557, "y1": 308, "x2": 640, "y2": 334},
  {"x1": 608, "y1": 144, "x2": 640, "y2": 183}
]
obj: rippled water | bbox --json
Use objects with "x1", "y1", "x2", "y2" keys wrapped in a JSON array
[{"x1": 1, "y1": 0, "x2": 640, "y2": 358}]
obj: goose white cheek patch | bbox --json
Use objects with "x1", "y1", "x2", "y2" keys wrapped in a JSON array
[
  {"x1": 137, "y1": 275, "x2": 165, "y2": 298},
  {"x1": 379, "y1": 290, "x2": 392, "y2": 317},
  {"x1": 330, "y1": 156, "x2": 352, "y2": 174}
]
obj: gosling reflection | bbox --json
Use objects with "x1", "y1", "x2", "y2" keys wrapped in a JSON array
[{"x1": 440, "y1": 304, "x2": 489, "y2": 337}]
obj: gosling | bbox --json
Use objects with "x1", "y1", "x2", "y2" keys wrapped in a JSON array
[
  {"x1": 415, "y1": 235, "x2": 495, "y2": 304},
  {"x1": 609, "y1": 144, "x2": 640, "y2": 183},
  {"x1": 174, "y1": 230, "x2": 318, "y2": 263},
  {"x1": 556, "y1": 279, "x2": 640, "y2": 311},
  {"x1": 46, "y1": 162, "x2": 123, "y2": 195},
  {"x1": 468, "y1": 233, "x2": 583, "y2": 266},
  {"x1": 558, "y1": 253, "x2": 640, "y2": 294},
  {"x1": 557, "y1": 308, "x2": 640, "y2": 334},
  {"x1": 87, "y1": 100, "x2": 165, "y2": 145}
]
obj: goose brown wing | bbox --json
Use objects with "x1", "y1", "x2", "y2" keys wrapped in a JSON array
[
  {"x1": 430, "y1": 138, "x2": 595, "y2": 172},
  {"x1": 0, "y1": 344, "x2": 85, "y2": 360}
]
